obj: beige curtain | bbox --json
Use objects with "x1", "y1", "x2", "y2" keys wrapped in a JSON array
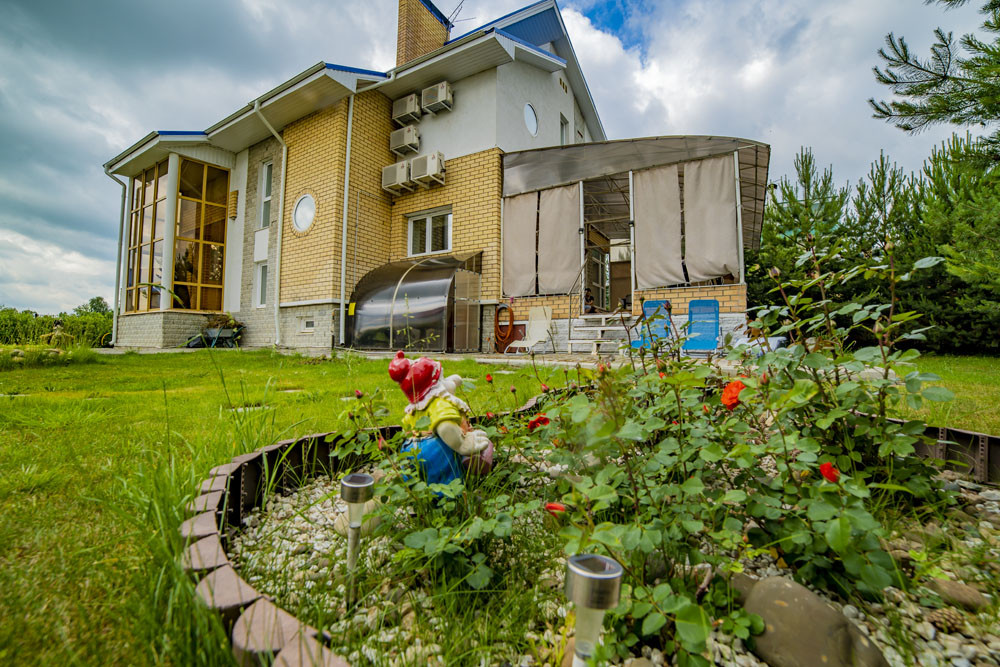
[
  {"x1": 502, "y1": 192, "x2": 538, "y2": 297},
  {"x1": 538, "y1": 183, "x2": 581, "y2": 294},
  {"x1": 633, "y1": 164, "x2": 684, "y2": 288},
  {"x1": 684, "y1": 155, "x2": 740, "y2": 282}
]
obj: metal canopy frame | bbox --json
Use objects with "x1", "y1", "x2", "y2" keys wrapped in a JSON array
[{"x1": 503, "y1": 135, "x2": 770, "y2": 250}]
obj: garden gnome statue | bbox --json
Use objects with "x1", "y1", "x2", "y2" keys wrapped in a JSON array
[{"x1": 388, "y1": 351, "x2": 494, "y2": 486}]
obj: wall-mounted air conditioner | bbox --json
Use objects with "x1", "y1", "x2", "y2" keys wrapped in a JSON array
[
  {"x1": 410, "y1": 152, "x2": 445, "y2": 188},
  {"x1": 421, "y1": 81, "x2": 453, "y2": 114},
  {"x1": 391, "y1": 94, "x2": 422, "y2": 126},
  {"x1": 381, "y1": 161, "x2": 413, "y2": 194},
  {"x1": 389, "y1": 125, "x2": 420, "y2": 156}
]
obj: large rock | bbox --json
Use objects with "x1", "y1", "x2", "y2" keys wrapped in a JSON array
[
  {"x1": 743, "y1": 576, "x2": 888, "y2": 667},
  {"x1": 926, "y1": 579, "x2": 988, "y2": 612}
]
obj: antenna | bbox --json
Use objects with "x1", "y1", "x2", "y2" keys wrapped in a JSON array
[{"x1": 447, "y1": 0, "x2": 465, "y2": 24}]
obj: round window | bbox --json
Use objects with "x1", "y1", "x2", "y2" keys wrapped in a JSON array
[
  {"x1": 292, "y1": 194, "x2": 315, "y2": 232},
  {"x1": 524, "y1": 103, "x2": 538, "y2": 136}
]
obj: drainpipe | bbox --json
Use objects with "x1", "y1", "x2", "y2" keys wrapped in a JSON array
[
  {"x1": 254, "y1": 100, "x2": 287, "y2": 346},
  {"x1": 338, "y1": 94, "x2": 355, "y2": 346},
  {"x1": 104, "y1": 168, "x2": 128, "y2": 346}
]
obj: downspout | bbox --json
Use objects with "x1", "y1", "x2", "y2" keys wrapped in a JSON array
[
  {"x1": 338, "y1": 94, "x2": 355, "y2": 346},
  {"x1": 254, "y1": 100, "x2": 287, "y2": 346},
  {"x1": 104, "y1": 168, "x2": 127, "y2": 346}
]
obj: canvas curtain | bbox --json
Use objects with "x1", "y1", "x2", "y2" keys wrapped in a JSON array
[
  {"x1": 684, "y1": 154, "x2": 740, "y2": 282},
  {"x1": 502, "y1": 192, "x2": 538, "y2": 297},
  {"x1": 538, "y1": 182, "x2": 581, "y2": 294},
  {"x1": 633, "y1": 164, "x2": 684, "y2": 288}
]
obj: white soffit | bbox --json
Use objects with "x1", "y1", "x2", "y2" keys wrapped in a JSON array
[{"x1": 208, "y1": 70, "x2": 354, "y2": 152}]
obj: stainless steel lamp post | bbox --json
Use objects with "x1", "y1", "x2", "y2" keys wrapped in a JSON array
[
  {"x1": 340, "y1": 473, "x2": 375, "y2": 573},
  {"x1": 565, "y1": 554, "x2": 623, "y2": 667}
]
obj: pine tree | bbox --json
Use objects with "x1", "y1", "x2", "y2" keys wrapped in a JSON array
[{"x1": 869, "y1": 0, "x2": 1000, "y2": 163}]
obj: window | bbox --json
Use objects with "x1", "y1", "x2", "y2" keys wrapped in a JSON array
[
  {"x1": 408, "y1": 210, "x2": 452, "y2": 256},
  {"x1": 260, "y1": 162, "x2": 273, "y2": 228},
  {"x1": 292, "y1": 193, "x2": 315, "y2": 232},
  {"x1": 173, "y1": 158, "x2": 229, "y2": 311},
  {"x1": 560, "y1": 114, "x2": 569, "y2": 145},
  {"x1": 524, "y1": 103, "x2": 538, "y2": 136},
  {"x1": 300, "y1": 317, "x2": 315, "y2": 333},
  {"x1": 256, "y1": 262, "x2": 268, "y2": 308},
  {"x1": 125, "y1": 160, "x2": 168, "y2": 312}
]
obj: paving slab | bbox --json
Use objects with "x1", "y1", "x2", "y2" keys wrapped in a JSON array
[
  {"x1": 186, "y1": 491, "x2": 224, "y2": 514},
  {"x1": 195, "y1": 564, "x2": 261, "y2": 626},
  {"x1": 181, "y1": 533, "x2": 229, "y2": 573},
  {"x1": 274, "y1": 631, "x2": 350, "y2": 667},
  {"x1": 201, "y1": 475, "x2": 229, "y2": 493},
  {"x1": 232, "y1": 598, "x2": 317, "y2": 667},
  {"x1": 179, "y1": 511, "x2": 220, "y2": 540}
]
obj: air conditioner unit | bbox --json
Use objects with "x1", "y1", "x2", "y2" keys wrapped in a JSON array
[
  {"x1": 421, "y1": 81, "x2": 453, "y2": 114},
  {"x1": 391, "y1": 94, "x2": 422, "y2": 126},
  {"x1": 389, "y1": 125, "x2": 420, "y2": 156},
  {"x1": 381, "y1": 161, "x2": 413, "y2": 194},
  {"x1": 410, "y1": 152, "x2": 445, "y2": 188}
]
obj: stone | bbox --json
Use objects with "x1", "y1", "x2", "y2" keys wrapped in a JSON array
[
  {"x1": 195, "y1": 564, "x2": 261, "y2": 626},
  {"x1": 273, "y1": 631, "x2": 349, "y2": 667},
  {"x1": 10, "y1": 348, "x2": 24, "y2": 357},
  {"x1": 927, "y1": 579, "x2": 989, "y2": 612},
  {"x1": 915, "y1": 621, "x2": 937, "y2": 642},
  {"x1": 333, "y1": 499, "x2": 382, "y2": 537},
  {"x1": 981, "y1": 490, "x2": 1000, "y2": 502},
  {"x1": 231, "y1": 598, "x2": 317, "y2": 667},
  {"x1": 743, "y1": 576, "x2": 889, "y2": 667},
  {"x1": 625, "y1": 659, "x2": 654, "y2": 667}
]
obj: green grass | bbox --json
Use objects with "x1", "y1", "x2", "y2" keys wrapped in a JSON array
[
  {"x1": 0, "y1": 349, "x2": 566, "y2": 666},
  {"x1": 897, "y1": 354, "x2": 1000, "y2": 435}
]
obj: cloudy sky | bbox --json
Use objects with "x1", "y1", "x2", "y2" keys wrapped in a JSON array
[{"x1": 0, "y1": 0, "x2": 985, "y2": 313}]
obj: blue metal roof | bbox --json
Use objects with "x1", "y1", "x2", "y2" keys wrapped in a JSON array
[
  {"x1": 156, "y1": 130, "x2": 206, "y2": 136},
  {"x1": 447, "y1": 0, "x2": 551, "y2": 44},
  {"x1": 324, "y1": 63, "x2": 388, "y2": 78}
]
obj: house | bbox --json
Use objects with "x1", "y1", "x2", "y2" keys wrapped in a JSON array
[{"x1": 103, "y1": 0, "x2": 769, "y2": 353}]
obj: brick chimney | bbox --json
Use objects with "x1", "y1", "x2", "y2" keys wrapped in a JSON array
[{"x1": 396, "y1": 0, "x2": 451, "y2": 67}]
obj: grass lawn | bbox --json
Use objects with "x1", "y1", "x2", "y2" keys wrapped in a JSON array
[
  {"x1": 0, "y1": 348, "x2": 996, "y2": 665},
  {"x1": 0, "y1": 349, "x2": 564, "y2": 666},
  {"x1": 896, "y1": 354, "x2": 1000, "y2": 435}
]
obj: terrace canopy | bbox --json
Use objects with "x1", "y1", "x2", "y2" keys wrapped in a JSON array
[{"x1": 501, "y1": 136, "x2": 770, "y2": 298}]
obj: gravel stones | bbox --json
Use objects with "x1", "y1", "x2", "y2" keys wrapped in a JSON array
[{"x1": 926, "y1": 579, "x2": 989, "y2": 612}]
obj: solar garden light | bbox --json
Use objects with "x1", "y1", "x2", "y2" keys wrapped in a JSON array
[
  {"x1": 340, "y1": 473, "x2": 375, "y2": 574},
  {"x1": 565, "y1": 554, "x2": 623, "y2": 667}
]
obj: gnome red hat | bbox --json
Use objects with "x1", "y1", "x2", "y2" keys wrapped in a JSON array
[{"x1": 388, "y1": 351, "x2": 442, "y2": 404}]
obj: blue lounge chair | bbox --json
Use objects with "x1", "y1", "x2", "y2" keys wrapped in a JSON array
[
  {"x1": 631, "y1": 300, "x2": 671, "y2": 350},
  {"x1": 683, "y1": 299, "x2": 720, "y2": 354}
]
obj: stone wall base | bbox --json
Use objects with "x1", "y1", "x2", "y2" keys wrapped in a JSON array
[{"x1": 116, "y1": 311, "x2": 210, "y2": 349}]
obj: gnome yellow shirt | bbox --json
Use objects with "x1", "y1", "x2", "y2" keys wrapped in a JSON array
[{"x1": 402, "y1": 396, "x2": 463, "y2": 435}]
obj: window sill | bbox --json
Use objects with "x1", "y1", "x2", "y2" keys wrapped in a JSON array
[{"x1": 408, "y1": 248, "x2": 452, "y2": 259}]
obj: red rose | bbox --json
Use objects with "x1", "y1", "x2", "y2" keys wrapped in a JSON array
[
  {"x1": 819, "y1": 462, "x2": 840, "y2": 483},
  {"x1": 486, "y1": 412, "x2": 495, "y2": 418},
  {"x1": 703, "y1": 404, "x2": 711, "y2": 415},
  {"x1": 544, "y1": 502, "x2": 566, "y2": 518},
  {"x1": 528, "y1": 414, "x2": 550, "y2": 431},
  {"x1": 355, "y1": 389, "x2": 364, "y2": 399},
  {"x1": 659, "y1": 372, "x2": 665, "y2": 379},
  {"x1": 486, "y1": 374, "x2": 493, "y2": 383},
  {"x1": 541, "y1": 383, "x2": 550, "y2": 392},
  {"x1": 721, "y1": 380, "x2": 746, "y2": 411},
  {"x1": 510, "y1": 385, "x2": 517, "y2": 393},
  {"x1": 760, "y1": 372, "x2": 769, "y2": 385}
]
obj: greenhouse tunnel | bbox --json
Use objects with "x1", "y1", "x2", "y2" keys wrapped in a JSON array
[{"x1": 346, "y1": 252, "x2": 482, "y2": 352}]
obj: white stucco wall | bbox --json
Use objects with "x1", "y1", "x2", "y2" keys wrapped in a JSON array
[
  {"x1": 495, "y1": 61, "x2": 579, "y2": 152},
  {"x1": 408, "y1": 69, "x2": 497, "y2": 162},
  {"x1": 223, "y1": 148, "x2": 248, "y2": 312}
]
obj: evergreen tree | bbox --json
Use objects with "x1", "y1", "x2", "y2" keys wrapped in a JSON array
[{"x1": 869, "y1": 0, "x2": 1000, "y2": 163}]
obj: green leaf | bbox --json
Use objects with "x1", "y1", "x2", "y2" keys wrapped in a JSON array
[
  {"x1": 722, "y1": 490, "x2": 747, "y2": 503},
  {"x1": 680, "y1": 477, "x2": 705, "y2": 496},
  {"x1": 824, "y1": 516, "x2": 851, "y2": 554},
  {"x1": 632, "y1": 601, "x2": 653, "y2": 619},
  {"x1": 912, "y1": 256, "x2": 944, "y2": 270},
  {"x1": 674, "y1": 604, "x2": 711, "y2": 648},
  {"x1": 642, "y1": 612, "x2": 667, "y2": 636},
  {"x1": 682, "y1": 519, "x2": 704, "y2": 534},
  {"x1": 922, "y1": 386, "x2": 954, "y2": 402},
  {"x1": 806, "y1": 500, "x2": 837, "y2": 521}
]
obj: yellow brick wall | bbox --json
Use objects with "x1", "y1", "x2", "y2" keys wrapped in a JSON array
[
  {"x1": 388, "y1": 148, "x2": 504, "y2": 299},
  {"x1": 634, "y1": 284, "x2": 746, "y2": 315},
  {"x1": 396, "y1": 0, "x2": 449, "y2": 67},
  {"x1": 344, "y1": 90, "x2": 395, "y2": 294},
  {"x1": 279, "y1": 100, "x2": 349, "y2": 303},
  {"x1": 508, "y1": 295, "x2": 581, "y2": 321}
]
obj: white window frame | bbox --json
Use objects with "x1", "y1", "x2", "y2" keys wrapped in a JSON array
[
  {"x1": 560, "y1": 114, "x2": 569, "y2": 146},
  {"x1": 255, "y1": 262, "x2": 268, "y2": 308},
  {"x1": 299, "y1": 316, "x2": 316, "y2": 333},
  {"x1": 407, "y1": 209, "x2": 452, "y2": 257},
  {"x1": 259, "y1": 161, "x2": 273, "y2": 228}
]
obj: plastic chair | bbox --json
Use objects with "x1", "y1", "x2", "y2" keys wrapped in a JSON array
[
  {"x1": 682, "y1": 299, "x2": 720, "y2": 354},
  {"x1": 506, "y1": 306, "x2": 553, "y2": 353},
  {"x1": 631, "y1": 300, "x2": 671, "y2": 350}
]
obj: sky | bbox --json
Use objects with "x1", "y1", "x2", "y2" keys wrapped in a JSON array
[{"x1": 0, "y1": 0, "x2": 987, "y2": 313}]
